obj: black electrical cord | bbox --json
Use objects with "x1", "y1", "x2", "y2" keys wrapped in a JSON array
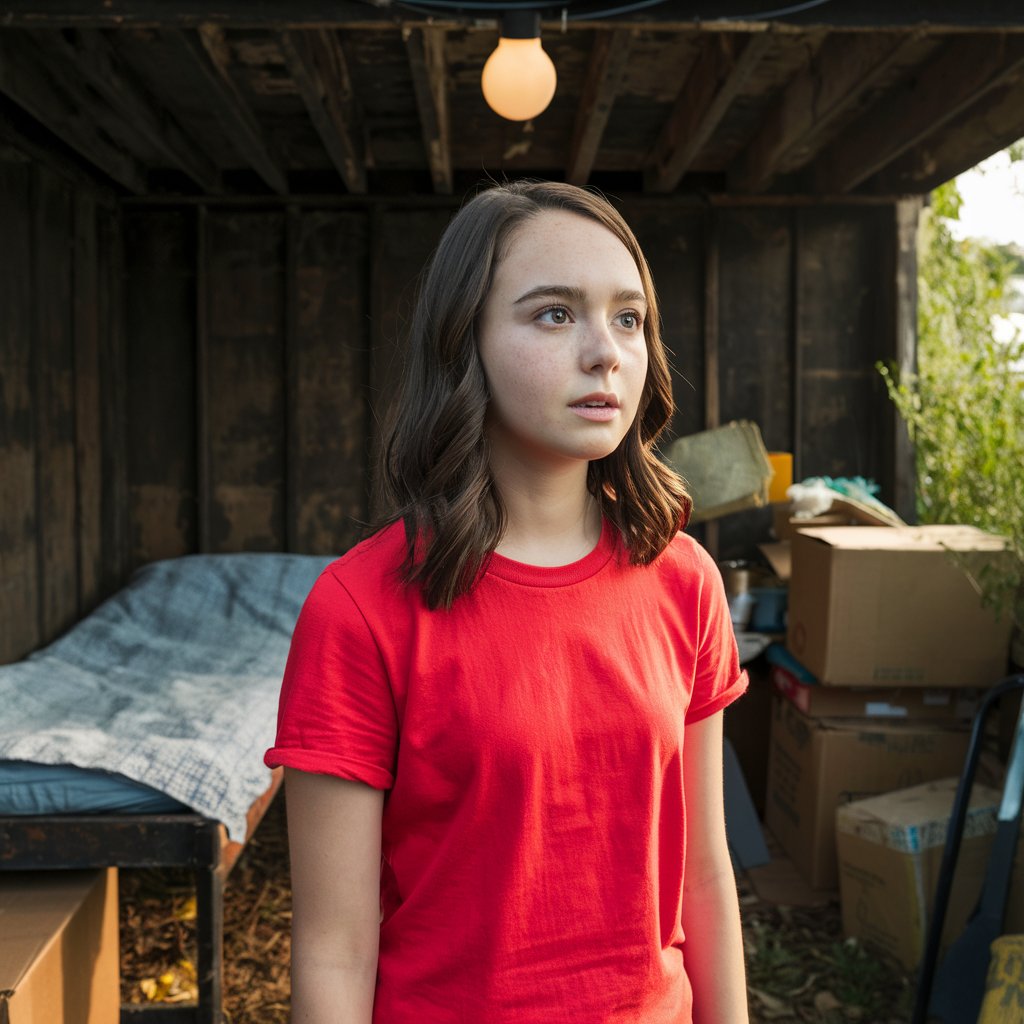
[
  {"x1": 568, "y1": 0, "x2": 835, "y2": 20},
  {"x1": 369, "y1": 0, "x2": 835, "y2": 21},
  {"x1": 381, "y1": 0, "x2": 570, "y2": 9}
]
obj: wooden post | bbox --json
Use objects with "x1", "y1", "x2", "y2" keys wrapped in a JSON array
[
  {"x1": 703, "y1": 209, "x2": 720, "y2": 559},
  {"x1": 196, "y1": 203, "x2": 211, "y2": 553},
  {"x1": 790, "y1": 207, "x2": 803, "y2": 485},
  {"x1": 893, "y1": 196, "x2": 923, "y2": 523}
]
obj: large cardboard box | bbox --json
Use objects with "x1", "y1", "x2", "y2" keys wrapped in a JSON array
[
  {"x1": 786, "y1": 525, "x2": 1012, "y2": 687},
  {"x1": 770, "y1": 662, "x2": 982, "y2": 721},
  {"x1": 836, "y1": 779, "x2": 1024, "y2": 970},
  {"x1": 0, "y1": 868, "x2": 119, "y2": 1024},
  {"x1": 765, "y1": 697, "x2": 971, "y2": 890}
]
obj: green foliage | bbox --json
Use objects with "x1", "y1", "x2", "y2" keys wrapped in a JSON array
[{"x1": 878, "y1": 169, "x2": 1024, "y2": 630}]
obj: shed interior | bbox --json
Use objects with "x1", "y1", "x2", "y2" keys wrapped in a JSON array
[{"x1": 3, "y1": 0, "x2": 1024, "y2": 664}]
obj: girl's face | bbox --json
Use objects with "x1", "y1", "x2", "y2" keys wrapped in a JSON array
[{"x1": 477, "y1": 209, "x2": 649, "y2": 474}]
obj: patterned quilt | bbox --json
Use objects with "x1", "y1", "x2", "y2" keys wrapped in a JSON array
[{"x1": 0, "y1": 552, "x2": 333, "y2": 840}]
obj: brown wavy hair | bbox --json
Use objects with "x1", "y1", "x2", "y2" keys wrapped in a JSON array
[{"x1": 376, "y1": 180, "x2": 691, "y2": 609}]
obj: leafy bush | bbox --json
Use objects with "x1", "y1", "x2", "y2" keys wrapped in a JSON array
[{"x1": 878, "y1": 171, "x2": 1024, "y2": 632}]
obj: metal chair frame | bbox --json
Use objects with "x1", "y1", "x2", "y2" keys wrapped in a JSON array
[{"x1": 912, "y1": 672, "x2": 1024, "y2": 1024}]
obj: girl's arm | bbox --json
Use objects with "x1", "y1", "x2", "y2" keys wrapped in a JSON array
[
  {"x1": 285, "y1": 766, "x2": 385, "y2": 1024},
  {"x1": 680, "y1": 711, "x2": 749, "y2": 1024}
]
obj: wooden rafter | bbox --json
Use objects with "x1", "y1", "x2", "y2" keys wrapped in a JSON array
[
  {"x1": 729, "y1": 32, "x2": 939, "y2": 193},
  {"x1": 0, "y1": 31, "x2": 147, "y2": 192},
  {"x1": 813, "y1": 34, "x2": 1024, "y2": 193},
  {"x1": 567, "y1": 28, "x2": 634, "y2": 186},
  {"x1": 0, "y1": 1, "x2": 386, "y2": 28},
  {"x1": 870, "y1": 72, "x2": 1024, "y2": 194},
  {"x1": 164, "y1": 25, "x2": 289, "y2": 195},
  {"x1": 279, "y1": 29, "x2": 366, "y2": 194},
  {"x1": 0, "y1": 96, "x2": 117, "y2": 195},
  {"x1": 403, "y1": 25, "x2": 451, "y2": 195},
  {"x1": 29, "y1": 28, "x2": 223, "y2": 193},
  {"x1": 3, "y1": 1, "x2": 1024, "y2": 30},
  {"x1": 646, "y1": 33, "x2": 772, "y2": 194}
]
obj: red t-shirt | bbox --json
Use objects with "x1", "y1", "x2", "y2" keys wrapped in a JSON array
[{"x1": 266, "y1": 518, "x2": 746, "y2": 1023}]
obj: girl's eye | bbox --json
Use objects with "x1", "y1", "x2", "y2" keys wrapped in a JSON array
[
  {"x1": 538, "y1": 306, "x2": 571, "y2": 325},
  {"x1": 618, "y1": 311, "x2": 643, "y2": 330}
]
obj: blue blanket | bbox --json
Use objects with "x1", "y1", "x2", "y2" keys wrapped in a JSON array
[{"x1": 0, "y1": 553, "x2": 333, "y2": 840}]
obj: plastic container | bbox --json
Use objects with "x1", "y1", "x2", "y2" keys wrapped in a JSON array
[{"x1": 748, "y1": 586, "x2": 788, "y2": 633}]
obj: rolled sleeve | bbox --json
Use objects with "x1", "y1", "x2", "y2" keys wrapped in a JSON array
[{"x1": 264, "y1": 570, "x2": 398, "y2": 790}]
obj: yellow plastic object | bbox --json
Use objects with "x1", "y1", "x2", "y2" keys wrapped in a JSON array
[
  {"x1": 978, "y1": 934, "x2": 1024, "y2": 1023},
  {"x1": 767, "y1": 452, "x2": 793, "y2": 504}
]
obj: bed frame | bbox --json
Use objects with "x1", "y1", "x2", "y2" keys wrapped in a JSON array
[
  {"x1": 0, "y1": 775, "x2": 282, "y2": 1024},
  {"x1": 2, "y1": 813, "x2": 226, "y2": 1023}
]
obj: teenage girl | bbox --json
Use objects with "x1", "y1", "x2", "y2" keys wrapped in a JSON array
[{"x1": 265, "y1": 180, "x2": 749, "y2": 1024}]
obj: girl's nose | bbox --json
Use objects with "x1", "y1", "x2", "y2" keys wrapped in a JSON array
[{"x1": 582, "y1": 319, "x2": 621, "y2": 373}]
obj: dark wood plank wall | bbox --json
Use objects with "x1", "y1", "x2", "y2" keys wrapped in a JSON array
[
  {"x1": 0, "y1": 152, "x2": 123, "y2": 663},
  {"x1": 287, "y1": 208, "x2": 371, "y2": 553},
  {"x1": 200, "y1": 210, "x2": 288, "y2": 552},
  {"x1": 0, "y1": 180, "x2": 903, "y2": 662},
  {"x1": 123, "y1": 209, "x2": 197, "y2": 561}
]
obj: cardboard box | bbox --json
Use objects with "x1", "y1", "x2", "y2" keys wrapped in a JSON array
[
  {"x1": 836, "y1": 778, "x2": 1024, "y2": 969},
  {"x1": 786, "y1": 525, "x2": 1012, "y2": 687},
  {"x1": 765, "y1": 697, "x2": 971, "y2": 889},
  {"x1": 0, "y1": 868, "x2": 119, "y2": 1024},
  {"x1": 770, "y1": 495, "x2": 903, "y2": 546},
  {"x1": 770, "y1": 663, "x2": 983, "y2": 721}
]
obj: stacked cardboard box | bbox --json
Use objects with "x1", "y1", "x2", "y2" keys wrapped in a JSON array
[
  {"x1": 786, "y1": 525, "x2": 1011, "y2": 687},
  {"x1": 763, "y1": 524, "x2": 1012, "y2": 891},
  {"x1": 766, "y1": 695, "x2": 973, "y2": 890},
  {"x1": 0, "y1": 868, "x2": 119, "y2": 1024},
  {"x1": 836, "y1": 778, "x2": 1024, "y2": 969}
]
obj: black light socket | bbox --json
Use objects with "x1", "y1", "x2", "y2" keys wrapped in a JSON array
[{"x1": 500, "y1": 10, "x2": 542, "y2": 39}]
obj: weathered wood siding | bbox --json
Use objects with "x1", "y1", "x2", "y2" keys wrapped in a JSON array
[
  {"x1": 0, "y1": 153, "x2": 124, "y2": 663},
  {"x1": 118, "y1": 199, "x2": 900, "y2": 565},
  {"x1": 1, "y1": 183, "x2": 905, "y2": 661}
]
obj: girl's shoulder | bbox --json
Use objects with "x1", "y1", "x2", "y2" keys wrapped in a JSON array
[
  {"x1": 636, "y1": 528, "x2": 724, "y2": 604},
  {"x1": 314, "y1": 520, "x2": 411, "y2": 608},
  {"x1": 329, "y1": 519, "x2": 407, "y2": 574},
  {"x1": 659, "y1": 528, "x2": 719, "y2": 576}
]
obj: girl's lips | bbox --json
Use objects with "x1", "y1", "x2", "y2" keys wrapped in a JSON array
[{"x1": 570, "y1": 404, "x2": 619, "y2": 422}]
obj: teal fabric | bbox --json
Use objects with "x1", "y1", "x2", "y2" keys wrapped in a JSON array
[{"x1": 0, "y1": 760, "x2": 188, "y2": 814}]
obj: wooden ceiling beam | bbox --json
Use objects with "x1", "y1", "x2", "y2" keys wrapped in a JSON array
[
  {"x1": 646, "y1": 32, "x2": 772, "y2": 194},
  {"x1": 0, "y1": 96, "x2": 118, "y2": 197},
  {"x1": 4, "y1": 1, "x2": 1024, "y2": 30},
  {"x1": 868, "y1": 72, "x2": 1024, "y2": 194},
  {"x1": 0, "y1": 2, "x2": 389, "y2": 28},
  {"x1": 279, "y1": 29, "x2": 367, "y2": 194},
  {"x1": 403, "y1": 25, "x2": 452, "y2": 196},
  {"x1": 813, "y1": 34, "x2": 1024, "y2": 194},
  {"x1": 730, "y1": 32, "x2": 938, "y2": 193},
  {"x1": 280, "y1": 30, "x2": 368, "y2": 193},
  {"x1": 164, "y1": 25, "x2": 289, "y2": 194},
  {"x1": 29, "y1": 28, "x2": 223, "y2": 193},
  {"x1": 566, "y1": 28, "x2": 633, "y2": 187},
  {"x1": 0, "y1": 31, "x2": 147, "y2": 192}
]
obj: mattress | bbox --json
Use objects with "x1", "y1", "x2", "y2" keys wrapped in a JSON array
[
  {"x1": 0, "y1": 552, "x2": 334, "y2": 840},
  {"x1": 0, "y1": 760, "x2": 187, "y2": 814}
]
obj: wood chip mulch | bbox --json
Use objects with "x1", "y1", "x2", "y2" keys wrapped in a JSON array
[
  {"x1": 118, "y1": 795, "x2": 914, "y2": 1023},
  {"x1": 119, "y1": 795, "x2": 292, "y2": 1023}
]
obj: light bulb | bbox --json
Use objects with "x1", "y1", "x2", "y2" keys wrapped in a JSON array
[{"x1": 481, "y1": 14, "x2": 557, "y2": 122}]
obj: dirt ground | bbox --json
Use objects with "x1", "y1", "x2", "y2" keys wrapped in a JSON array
[{"x1": 118, "y1": 794, "x2": 915, "y2": 1023}]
